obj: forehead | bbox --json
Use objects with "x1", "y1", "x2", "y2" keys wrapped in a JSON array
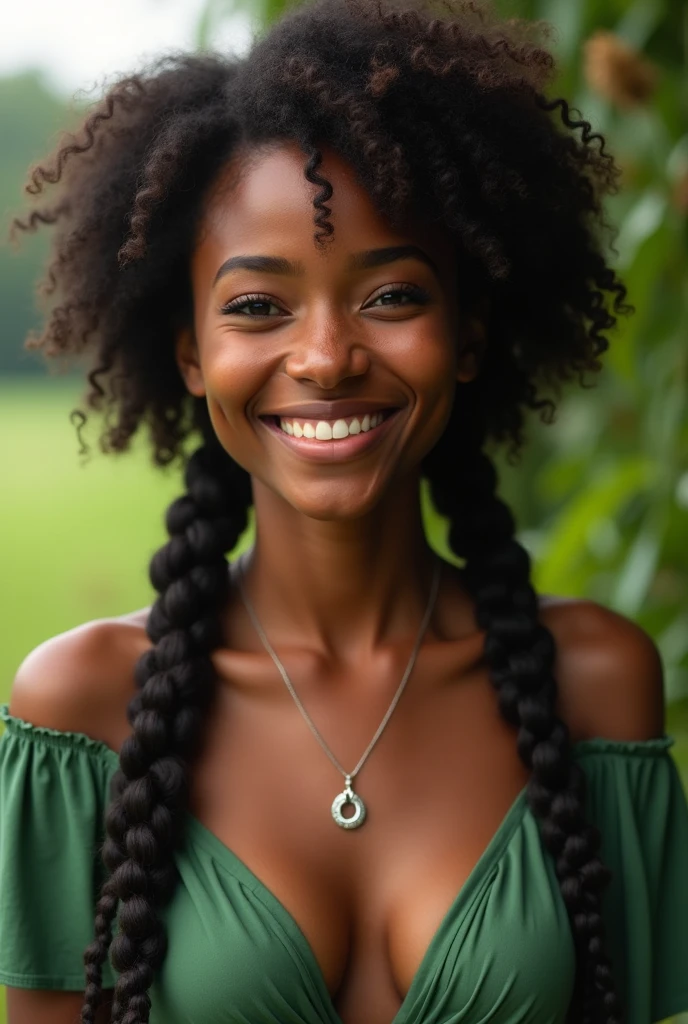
[{"x1": 194, "y1": 139, "x2": 457, "y2": 278}]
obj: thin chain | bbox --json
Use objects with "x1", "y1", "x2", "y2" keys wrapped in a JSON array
[{"x1": 235, "y1": 554, "x2": 442, "y2": 783}]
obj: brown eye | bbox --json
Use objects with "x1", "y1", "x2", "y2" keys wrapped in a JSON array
[
  {"x1": 220, "y1": 293, "x2": 285, "y2": 317},
  {"x1": 365, "y1": 284, "x2": 430, "y2": 308}
]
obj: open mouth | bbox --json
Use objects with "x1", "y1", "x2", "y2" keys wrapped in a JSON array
[{"x1": 261, "y1": 408, "x2": 399, "y2": 441}]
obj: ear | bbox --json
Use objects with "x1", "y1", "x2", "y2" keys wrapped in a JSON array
[
  {"x1": 456, "y1": 309, "x2": 487, "y2": 384},
  {"x1": 175, "y1": 327, "x2": 206, "y2": 397}
]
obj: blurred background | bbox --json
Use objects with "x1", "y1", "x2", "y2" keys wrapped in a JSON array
[{"x1": 0, "y1": 0, "x2": 686, "y2": 1019}]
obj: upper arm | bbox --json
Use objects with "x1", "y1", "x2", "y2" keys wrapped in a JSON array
[
  {"x1": 6, "y1": 986, "x2": 114, "y2": 1024},
  {"x1": 542, "y1": 598, "x2": 665, "y2": 744},
  {"x1": 3, "y1": 622, "x2": 144, "y2": 1021}
]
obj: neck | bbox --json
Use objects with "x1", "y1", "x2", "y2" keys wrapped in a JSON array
[{"x1": 238, "y1": 472, "x2": 439, "y2": 660}]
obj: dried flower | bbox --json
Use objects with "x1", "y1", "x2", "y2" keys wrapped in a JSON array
[{"x1": 583, "y1": 30, "x2": 659, "y2": 109}]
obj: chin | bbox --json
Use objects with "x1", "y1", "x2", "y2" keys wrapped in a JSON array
[
  {"x1": 292, "y1": 499, "x2": 380, "y2": 523},
  {"x1": 284, "y1": 482, "x2": 387, "y2": 522}
]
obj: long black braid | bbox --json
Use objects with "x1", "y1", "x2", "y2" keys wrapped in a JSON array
[
  {"x1": 10, "y1": 0, "x2": 634, "y2": 1020},
  {"x1": 423, "y1": 391, "x2": 621, "y2": 1023},
  {"x1": 81, "y1": 408, "x2": 251, "y2": 1024}
]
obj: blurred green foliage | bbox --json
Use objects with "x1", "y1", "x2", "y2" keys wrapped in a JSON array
[
  {"x1": 0, "y1": 72, "x2": 80, "y2": 374},
  {"x1": 491, "y1": 0, "x2": 688, "y2": 771}
]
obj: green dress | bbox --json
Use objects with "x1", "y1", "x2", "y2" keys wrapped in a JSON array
[{"x1": 1, "y1": 701, "x2": 687, "y2": 1023}]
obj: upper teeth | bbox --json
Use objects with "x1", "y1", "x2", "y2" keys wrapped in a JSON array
[{"x1": 279, "y1": 412, "x2": 385, "y2": 439}]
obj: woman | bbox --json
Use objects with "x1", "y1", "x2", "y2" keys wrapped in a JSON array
[{"x1": 1, "y1": 0, "x2": 687, "y2": 1022}]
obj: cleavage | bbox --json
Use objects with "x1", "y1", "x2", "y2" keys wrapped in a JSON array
[{"x1": 187, "y1": 671, "x2": 531, "y2": 1009}]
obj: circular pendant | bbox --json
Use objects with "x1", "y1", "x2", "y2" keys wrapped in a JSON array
[{"x1": 331, "y1": 777, "x2": 366, "y2": 830}]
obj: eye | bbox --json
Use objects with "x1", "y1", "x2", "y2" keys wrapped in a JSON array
[
  {"x1": 364, "y1": 283, "x2": 430, "y2": 309},
  {"x1": 218, "y1": 283, "x2": 430, "y2": 319},
  {"x1": 219, "y1": 293, "x2": 285, "y2": 317}
]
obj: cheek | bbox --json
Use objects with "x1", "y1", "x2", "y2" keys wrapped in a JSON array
[
  {"x1": 403, "y1": 315, "x2": 459, "y2": 448},
  {"x1": 396, "y1": 312, "x2": 458, "y2": 411},
  {"x1": 196, "y1": 334, "x2": 270, "y2": 446}
]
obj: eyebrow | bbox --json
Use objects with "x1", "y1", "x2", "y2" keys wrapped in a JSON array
[{"x1": 212, "y1": 244, "x2": 439, "y2": 285}]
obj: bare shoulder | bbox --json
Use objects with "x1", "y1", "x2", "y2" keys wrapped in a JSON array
[
  {"x1": 537, "y1": 594, "x2": 665, "y2": 744},
  {"x1": 8, "y1": 607, "x2": 152, "y2": 748}
]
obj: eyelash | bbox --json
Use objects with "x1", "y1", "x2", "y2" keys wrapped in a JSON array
[{"x1": 219, "y1": 283, "x2": 430, "y2": 317}]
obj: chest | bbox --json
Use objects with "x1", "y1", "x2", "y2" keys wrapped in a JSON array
[
  {"x1": 182, "y1": 646, "x2": 548, "y2": 1024},
  {"x1": 151, "y1": 812, "x2": 576, "y2": 1024}
]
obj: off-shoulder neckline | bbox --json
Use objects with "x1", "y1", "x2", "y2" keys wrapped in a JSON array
[
  {"x1": 0, "y1": 701, "x2": 124, "y2": 759},
  {"x1": 0, "y1": 700, "x2": 679, "y2": 1024},
  {"x1": 0, "y1": 701, "x2": 676, "y2": 760}
]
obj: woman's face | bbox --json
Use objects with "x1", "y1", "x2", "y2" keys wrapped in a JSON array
[{"x1": 177, "y1": 139, "x2": 482, "y2": 520}]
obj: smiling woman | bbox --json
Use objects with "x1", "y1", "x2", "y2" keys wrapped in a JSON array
[{"x1": 2, "y1": 1, "x2": 688, "y2": 1024}]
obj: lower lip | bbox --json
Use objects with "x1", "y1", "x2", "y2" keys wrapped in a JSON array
[{"x1": 260, "y1": 411, "x2": 402, "y2": 462}]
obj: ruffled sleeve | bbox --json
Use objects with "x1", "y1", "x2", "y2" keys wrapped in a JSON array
[
  {"x1": 574, "y1": 734, "x2": 688, "y2": 1023},
  {"x1": 0, "y1": 702, "x2": 120, "y2": 990}
]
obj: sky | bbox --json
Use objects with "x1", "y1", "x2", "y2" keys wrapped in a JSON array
[{"x1": 1, "y1": 0, "x2": 252, "y2": 96}]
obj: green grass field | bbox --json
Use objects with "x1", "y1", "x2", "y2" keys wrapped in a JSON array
[
  {"x1": 1, "y1": 377, "x2": 686, "y2": 1023},
  {"x1": 0, "y1": 377, "x2": 199, "y2": 685}
]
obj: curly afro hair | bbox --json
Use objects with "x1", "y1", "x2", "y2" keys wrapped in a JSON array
[{"x1": 12, "y1": 1, "x2": 632, "y2": 1022}]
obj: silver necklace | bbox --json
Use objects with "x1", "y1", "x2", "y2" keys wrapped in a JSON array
[{"x1": 235, "y1": 553, "x2": 442, "y2": 830}]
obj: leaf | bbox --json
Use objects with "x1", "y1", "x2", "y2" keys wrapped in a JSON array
[
  {"x1": 614, "y1": 0, "x2": 667, "y2": 49},
  {"x1": 611, "y1": 517, "x2": 662, "y2": 615},
  {"x1": 195, "y1": 4, "x2": 214, "y2": 49},
  {"x1": 609, "y1": 217, "x2": 671, "y2": 386},
  {"x1": 536, "y1": 0, "x2": 585, "y2": 64},
  {"x1": 657, "y1": 610, "x2": 688, "y2": 702},
  {"x1": 534, "y1": 457, "x2": 655, "y2": 594},
  {"x1": 614, "y1": 190, "x2": 667, "y2": 270}
]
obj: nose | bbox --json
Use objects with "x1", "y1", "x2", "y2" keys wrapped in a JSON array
[{"x1": 284, "y1": 314, "x2": 370, "y2": 389}]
